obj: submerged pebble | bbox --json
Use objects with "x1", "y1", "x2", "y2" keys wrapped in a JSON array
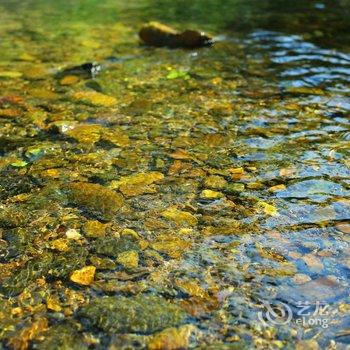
[
  {"x1": 70, "y1": 265, "x2": 96, "y2": 286},
  {"x1": 72, "y1": 91, "x2": 117, "y2": 107}
]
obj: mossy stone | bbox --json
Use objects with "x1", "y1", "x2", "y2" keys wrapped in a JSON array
[
  {"x1": 94, "y1": 235, "x2": 140, "y2": 258},
  {"x1": 66, "y1": 182, "x2": 124, "y2": 221},
  {"x1": 36, "y1": 323, "x2": 88, "y2": 350}
]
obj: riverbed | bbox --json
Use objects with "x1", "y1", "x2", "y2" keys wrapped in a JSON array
[{"x1": 0, "y1": 1, "x2": 349, "y2": 349}]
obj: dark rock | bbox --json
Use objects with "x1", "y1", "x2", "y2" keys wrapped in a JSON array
[
  {"x1": 0, "y1": 168, "x2": 40, "y2": 200},
  {"x1": 139, "y1": 22, "x2": 213, "y2": 49},
  {"x1": 1, "y1": 227, "x2": 31, "y2": 259},
  {"x1": 57, "y1": 62, "x2": 102, "y2": 79}
]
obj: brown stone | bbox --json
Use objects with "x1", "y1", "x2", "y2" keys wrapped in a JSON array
[{"x1": 139, "y1": 22, "x2": 212, "y2": 48}]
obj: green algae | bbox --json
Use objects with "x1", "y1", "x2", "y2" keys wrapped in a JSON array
[{"x1": 79, "y1": 295, "x2": 188, "y2": 334}]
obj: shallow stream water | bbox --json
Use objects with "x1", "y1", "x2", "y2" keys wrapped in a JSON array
[{"x1": 0, "y1": 1, "x2": 349, "y2": 349}]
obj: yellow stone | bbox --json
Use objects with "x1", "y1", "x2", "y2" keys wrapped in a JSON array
[
  {"x1": 170, "y1": 149, "x2": 192, "y2": 160},
  {"x1": 295, "y1": 340, "x2": 320, "y2": 350},
  {"x1": 175, "y1": 280, "x2": 208, "y2": 298},
  {"x1": 120, "y1": 183, "x2": 157, "y2": 197},
  {"x1": 121, "y1": 228, "x2": 140, "y2": 239},
  {"x1": 263, "y1": 263, "x2": 296, "y2": 277},
  {"x1": 49, "y1": 239, "x2": 69, "y2": 252},
  {"x1": 73, "y1": 91, "x2": 117, "y2": 106},
  {"x1": 89, "y1": 256, "x2": 116, "y2": 270},
  {"x1": 0, "y1": 108, "x2": 20, "y2": 118},
  {"x1": 210, "y1": 77, "x2": 222, "y2": 85},
  {"x1": 178, "y1": 228, "x2": 193, "y2": 235},
  {"x1": 116, "y1": 171, "x2": 164, "y2": 187},
  {"x1": 339, "y1": 303, "x2": 350, "y2": 314},
  {"x1": 258, "y1": 201, "x2": 279, "y2": 216},
  {"x1": 10, "y1": 160, "x2": 27, "y2": 168},
  {"x1": 102, "y1": 128, "x2": 130, "y2": 147},
  {"x1": 66, "y1": 124, "x2": 103, "y2": 144},
  {"x1": 200, "y1": 189, "x2": 224, "y2": 199},
  {"x1": 204, "y1": 175, "x2": 227, "y2": 189},
  {"x1": 117, "y1": 250, "x2": 139, "y2": 269},
  {"x1": 65, "y1": 228, "x2": 82, "y2": 240},
  {"x1": 148, "y1": 325, "x2": 195, "y2": 350},
  {"x1": 139, "y1": 239, "x2": 149, "y2": 250},
  {"x1": 229, "y1": 167, "x2": 244, "y2": 174},
  {"x1": 111, "y1": 172, "x2": 164, "y2": 197},
  {"x1": 70, "y1": 266, "x2": 96, "y2": 286},
  {"x1": 0, "y1": 71, "x2": 22, "y2": 78},
  {"x1": 47, "y1": 296, "x2": 62, "y2": 312},
  {"x1": 268, "y1": 184, "x2": 286, "y2": 192},
  {"x1": 83, "y1": 220, "x2": 107, "y2": 237},
  {"x1": 60, "y1": 75, "x2": 79, "y2": 85},
  {"x1": 247, "y1": 182, "x2": 264, "y2": 189},
  {"x1": 19, "y1": 53, "x2": 35, "y2": 61},
  {"x1": 280, "y1": 167, "x2": 297, "y2": 177},
  {"x1": 42, "y1": 169, "x2": 60, "y2": 178},
  {"x1": 6, "y1": 317, "x2": 48, "y2": 350},
  {"x1": 151, "y1": 235, "x2": 191, "y2": 259},
  {"x1": 293, "y1": 273, "x2": 311, "y2": 285},
  {"x1": 161, "y1": 206, "x2": 198, "y2": 226}
]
